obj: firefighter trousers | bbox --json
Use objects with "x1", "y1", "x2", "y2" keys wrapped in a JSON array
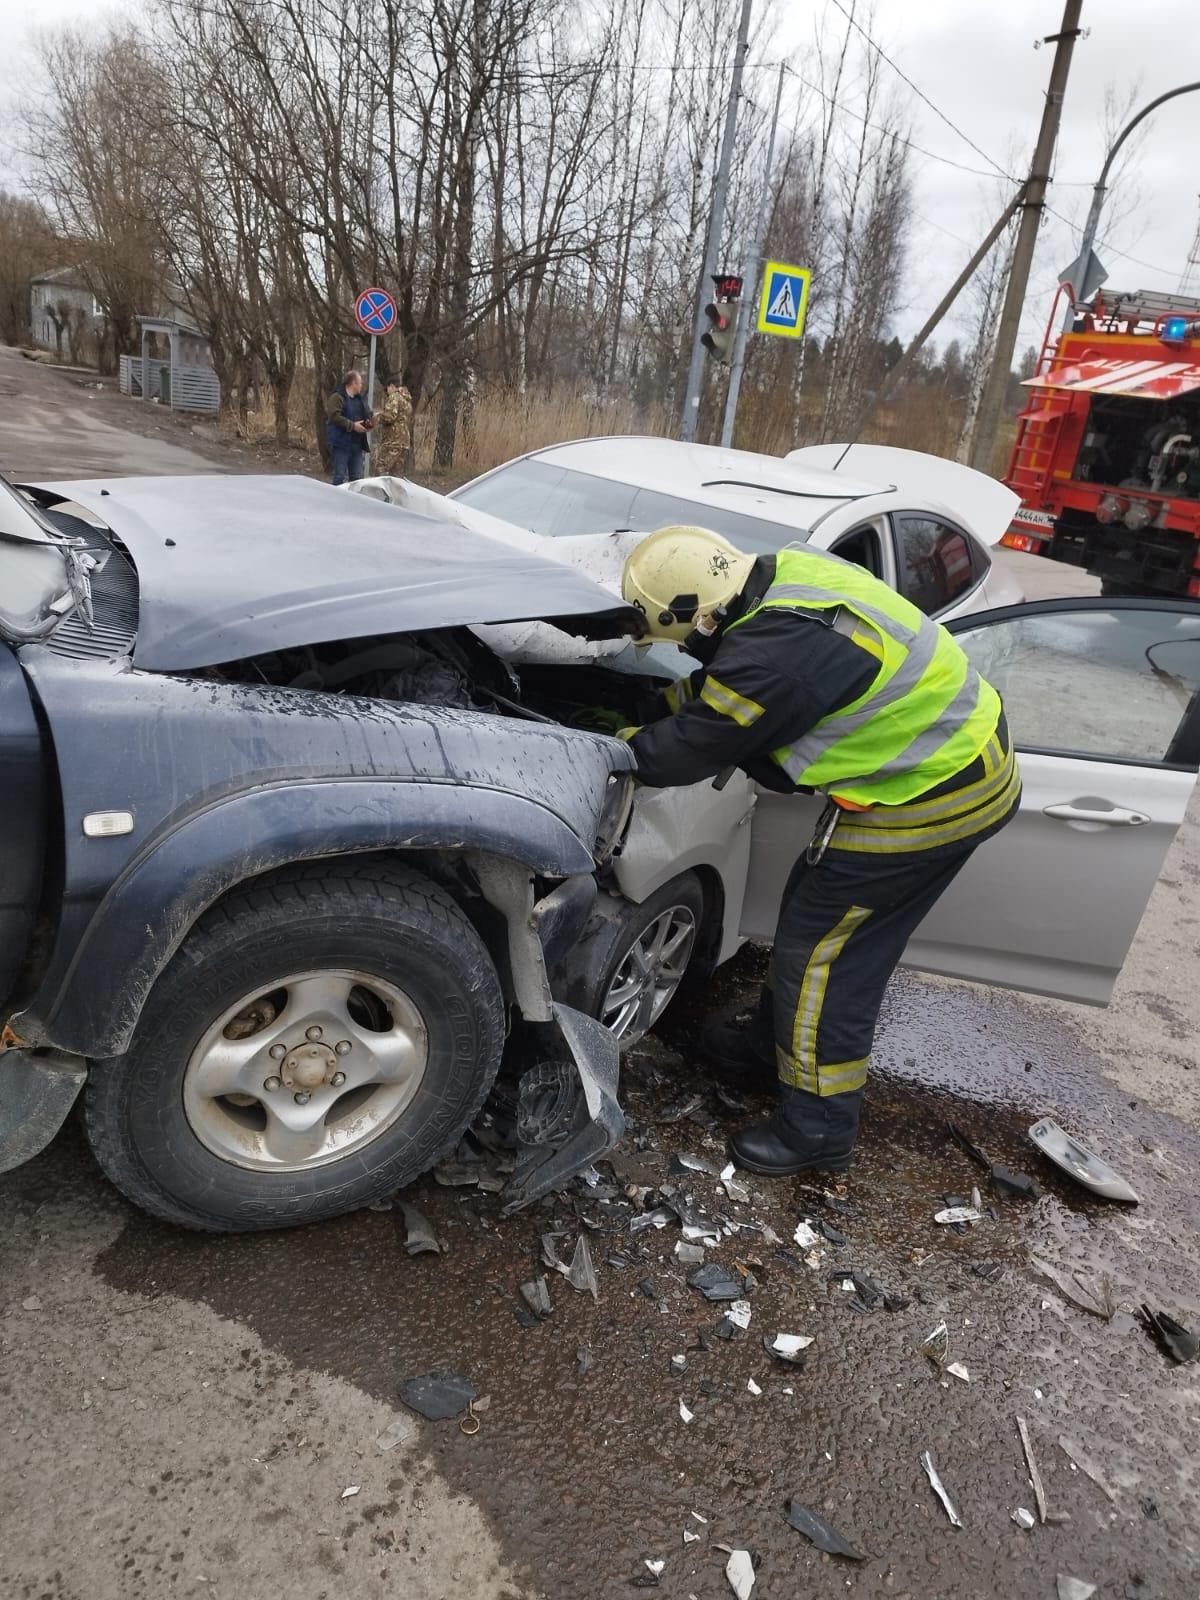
[{"x1": 759, "y1": 836, "x2": 983, "y2": 1098}]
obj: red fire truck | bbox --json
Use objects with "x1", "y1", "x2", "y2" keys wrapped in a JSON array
[{"x1": 1002, "y1": 288, "x2": 1200, "y2": 597}]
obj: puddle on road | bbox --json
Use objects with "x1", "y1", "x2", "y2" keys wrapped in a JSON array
[{"x1": 85, "y1": 966, "x2": 1199, "y2": 1598}]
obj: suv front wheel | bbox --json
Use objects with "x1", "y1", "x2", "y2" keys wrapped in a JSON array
[{"x1": 85, "y1": 861, "x2": 505, "y2": 1231}]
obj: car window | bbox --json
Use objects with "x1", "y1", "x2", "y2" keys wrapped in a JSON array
[
  {"x1": 953, "y1": 607, "x2": 1200, "y2": 763},
  {"x1": 454, "y1": 458, "x2": 638, "y2": 537},
  {"x1": 626, "y1": 486, "x2": 800, "y2": 554},
  {"x1": 829, "y1": 522, "x2": 883, "y2": 577},
  {"x1": 894, "y1": 514, "x2": 981, "y2": 615}
]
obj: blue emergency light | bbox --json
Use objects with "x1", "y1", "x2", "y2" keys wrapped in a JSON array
[{"x1": 1160, "y1": 315, "x2": 1191, "y2": 345}]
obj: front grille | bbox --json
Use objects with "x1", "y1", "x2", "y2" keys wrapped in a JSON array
[{"x1": 43, "y1": 540, "x2": 139, "y2": 662}]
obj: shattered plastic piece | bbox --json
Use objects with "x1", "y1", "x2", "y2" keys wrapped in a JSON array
[
  {"x1": 720, "y1": 1161, "x2": 737, "y2": 1182},
  {"x1": 519, "y1": 1277, "x2": 553, "y2": 1321},
  {"x1": 818, "y1": 1219, "x2": 847, "y2": 1246},
  {"x1": 920, "y1": 1450, "x2": 963, "y2": 1528},
  {"x1": 691, "y1": 1511, "x2": 708, "y2": 1523},
  {"x1": 1032, "y1": 1258, "x2": 1114, "y2": 1320},
  {"x1": 1028, "y1": 1118, "x2": 1139, "y2": 1203},
  {"x1": 399, "y1": 1370, "x2": 479, "y2": 1422},
  {"x1": 724, "y1": 1549, "x2": 756, "y2": 1600},
  {"x1": 1011, "y1": 1507, "x2": 1035, "y2": 1530},
  {"x1": 1138, "y1": 1303, "x2": 1199, "y2": 1365},
  {"x1": 934, "y1": 1206, "x2": 983, "y2": 1226},
  {"x1": 972, "y1": 1260, "x2": 1005, "y2": 1283},
  {"x1": 1056, "y1": 1579, "x2": 1097, "y2": 1600},
  {"x1": 675, "y1": 1241, "x2": 706, "y2": 1265},
  {"x1": 944, "y1": 1362, "x2": 970, "y2": 1383},
  {"x1": 670, "y1": 1152, "x2": 721, "y2": 1177},
  {"x1": 723, "y1": 1175, "x2": 751, "y2": 1204},
  {"x1": 567, "y1": 1235, "x2": 599, "y2": 1300},
  {"x1": 712, "y1": 1316, "x2": 736, "y2": 1341},
  {"x1": 341, "y1": 1485, "x2": 361, "y2": 1499},
  {"x1": 644, "y1": 1559, "x2": 665, "y2": 1577},
  {"x1": 766, "y1": 1333, "x2": 814, "y2": 1363},
  {"x1": 576, "y1": 1347, "x2": 595, "y2": 1376},
  {"x1": 746, "y1": 1378, "x2": 762, "y2": 1396},
  {"x1": 784, "y1": 1499, "x2": 866, "y2": 1560},
  {"x1": 921, "y1": 1322, "x2": 950, "y2": 1366},
  {"x1": 821, "y1": 1193, "x2": 865, "y2": 1220},
  {"x1": 682, "y1": 1530, "x2": 700, "y2": 1545},
  {"x1": 990, "y1": 1164, "x2": 1041, "y2": 1201},
  {"x1": 670, "y1": 1354, "x2": 688, "y2": 1378},
  {"x1": 883, "y1": 1292, "x2": 911, "y2": 1313},
  {"x1": 375, "y1": 1416, "x2": 415, "y2": 1451},
  {"x1": 607, "y1": 1253, "x2": 631, "y2": 1270},
  {"x1": 793, "y1": 1221, "x2": 820, "y2": 1250},
  {"x1": 726, "y1": 1299, "x2": 752, "y2": 1331},
  {"x1": 638, "y1": 1276, "x2": 659, "y2": 1300},
  {"x1": 687, "y1": 1263, "x2": 744, "y2": 1301},
  {"x1": 657, "y1": 1092, "x2": 705, "y2": 1123},
  {"x1": 1016, "y1": 1415, "x2": 1048, "y2": 1524},
  {"x1": 514, "y1": 1303, "x2": 539, "y2": 1329},
  {"x1": 678, "y1": 1397, "x2": 694, "y2": 1424},
  {"x1": 698, "y1": 1378, "x2": 721, "y2": 1397},
  {"x1": 945, "y1": 1120, "x2": 990, "y2": 1170},
  {"x1": 630, "y1": 1206, "x2": 676, "y2": 1235},
  {"x1": 970, "y1": 1185, "x2": 982, "y2": 1213},
  {"x1": 1057, "y1": 1436, "x2": 1118, "y2": 1503},
  {"x1": 399, "y1": 1203, "x2": 443, "y2": 1255},
  {"x1": 433, "y1": 1161, "x2": 481, "y2": 1187}
]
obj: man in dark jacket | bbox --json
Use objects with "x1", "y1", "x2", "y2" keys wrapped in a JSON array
[
  {"x1": 620, "y1": 525, "x2": 1020, "y2": 1179},
  {"x1": 325, "y1": 370, "x2": 374, "y2": 485}
]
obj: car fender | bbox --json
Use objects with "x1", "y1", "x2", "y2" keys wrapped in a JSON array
[{"x1": 13, "y1": 777, "x2": 597, "y2": 1058}]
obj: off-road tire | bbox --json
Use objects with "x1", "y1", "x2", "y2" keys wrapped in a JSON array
[{"x1": 84, "y1": 861, "x2": 505, "y2": 1232}]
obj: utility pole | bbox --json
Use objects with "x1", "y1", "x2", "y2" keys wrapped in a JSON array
[
  {"x1": 967, "y1": 0, "x2": 1084, "y2": 474},
  {"x1": 679, "y1": 0, "x2": 754, "y2": 443},
  {"x1": 720, "y1": 62, "x2": 785, "y2": 450}
]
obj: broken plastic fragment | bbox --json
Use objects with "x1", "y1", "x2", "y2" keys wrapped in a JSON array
[
  {"x1": 784, "y1": 1499, "x2": 866, "y2": 1559},
  {"x1": 638, "y1": 1276, "x2": 659, "y2": 1300},
  {"x1": 1016, "y1": 1415, "x2": 1048, "y2": 1523},
  {"x1": 670, "y1": 1354, "x2": 688, "y2": 1378},
  {"x1": 766, "y1": 1333, "x2": 813, "y2": 1363},
  {"x1": 690, "y1": 1511, "x2": 708, "y2": 1523},
  {"x1": 1138, "y1": 1303, "x2": 1198, "y2": 1365},
  {"x1": 400, "y1": 1203, "x2": 445, "y2": 1254},
  {"x1": 720, "y1": 1162, "x2": 736, "y2": 1182},
  {"x1": 644, "y1": 1559, "x2": 665, "y2": 1577},
  {"x1": 567, "y1": 1235, "x2": 599, "y2": 1300},
  {"x1": 921, "y1": 1322, "x2": 950, "y2": 1366},
  {"x1": 1057, "y1": 1436, "x2": 1117, "y2": 1503},
  {"x1": 657, "y1": 1092, "x2": 705, "y2": 1123},
  {"x1": 726, "y1": 1299, "x2": 752, "y2": 1331},
  {"x1": 519, "y1": 1277, "x2": 553, "y2": 1321},
  {"x1": 990, "y1": 1163, "x2": 1041, "y2": 1200},
  {"x1": 576, "y1": 1347, "x2": 595, "y2": 1376},
  {"x1": 375, "y1": 1415, "x2": 415, "y2": 1451},
  {"x1": 687, "y1": 1263, "x2": 744, "y2": 1301},
  {"x1": 920, "y1": 1450, "x2": 962, "y2": 1528},
  {"x1": 1031, "y1": 1257, "x2": 1113, "y2": 1320},
  {"x1": 670, "y1": 1152, "x2": 722, "y2": 1177},
  {"x1": 944, "y1": 1362, "x2": 970, "y2": 1383},
  {"x1": 675, "y1": 1241, "x2": 706, "y2": 1265},
  {"x1": 682, "y1": 1529, "x2": 700, "y2": 1545},
  {"x1": 341, "y1": 1484, "x2": 360, "y2": 1499},
  {"x1": 725, "y1": 1549, "x2": 755, "y2": 1599},
  {"x1": 1028, "y1": 1118, "x2": 1139, "y2": 1203},
  {"x1": 678, "y1": 1397, "x2": 694, "y2": 1424},
  {"x1": 398, "y1": 1370, "x2": 478, "y2": 1422},
  {"x1": 1056, "y1": 1579, "x2": 1097, "y2": 1600},
  {"x1": 934, "y1": 1206, "x2": 983, "y2": 1226},
  {"x1": 746, "y1": 1378, "x2": 762, "y2": 1396},
  {"x1": 945, "y1": 1119, "x2": 991, "y2": 1170},
  {"x1": 1011, "y1": 1507, "x2": 1035, "y2": 1530},
  {"x1": 793, "y1": 1221, "x2": 820, "y2": 1250}
]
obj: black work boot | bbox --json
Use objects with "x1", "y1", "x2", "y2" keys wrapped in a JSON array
[
  {"x1": 727, "y1": 1084, "x2": 862, "y2": 1177},
  {"x1": 700, "y1": 1000, "x2": 775, "y2": 1089}
]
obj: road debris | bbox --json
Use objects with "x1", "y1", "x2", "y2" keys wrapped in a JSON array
[
  {"x1": 374, "y1": 1416, "x2": 415, "y2": 1451},
  {"x1": 921, "y1": 1322, "x2": 950, "y2": 1366},
  {"x1": 687, "y1": 1263, "x2": 745, "y2": 1301},
  {"x1": 21, "y1": 1296, "x2": 42, "y2": 1312},
  {"x1": 1058, "y1": 1436, "x2": 1118, "y2": 1503},
  {"x1": 398, "y1": 1370, "x2": 478, "y2": 1422},
  {"x1": 920, "y1": 1450, "x2": 963, "y2": 1528},
  {"x1": 746, "y1": 1378, "x2": 762, "y2": 1396},
  {"x1": 644, "y1": 1558, "x2": 664, "y2": 1578},
  {"x1": 656, "y1": 1092, "x2": 705, "y2": 1123},
  {"x1": 784, "y1": 1499, "x2": 865, "y2": 1558},
  {"x1": 670, "y1": 1353, "x2": 688, "y2": 1378},
  {"x1": 341, "y1": 1484, "x2": 360, "y2": 1499},
  {"x1": 1015, "y1": 1415, "x2": 1048, "y2": 1523},
  {"x1": 638, "y1": 1276, "x2": 660, "y2": 1300},
  {"x1": 1031, "y1": 1258, "x2": 1114, "y2": 1320},
  {"x1": 1011, "y1": 1507, "x2": 1035, "y2": 1530},
  {"x1": 519, "y1": 1276, "x2": 553, "y2": 1321},
  {"x1": 726, "y1": 1299, "x2": 752, "y2": 1331},
  {"x1": 1028, "y1": 1118, "x2": 1140, "y2": 1203},
  {"x1": 793, "y1": 1220, "x2": 820, "y2": 1250},
  {"x1": 933, "y1": 1206, "x2": 983, "y2": 1226},
  {"x1": 765, "y1": 1332, "x2": 813, "y2": 1364},
  {"x1": 945, "y1": 1120, "x2": 990, "y2": 1169},
  {"x1": 683, "y1": 1529, "x2": 700, "y2": 1545},
  {"x1": 1138, "y1": 1303, "x2": 1198, "y2": 1364},
  {"x1": 576, "y1": 1347, "x2": 595, "y2": 1376},
  {"x1": 1056, "y1": 1578, "x2": 1097, "y2": 1600},
  {"x1": 675, "y1": 1241, "x2": 706, "y2": 1264},
  {"x1": 944, "y1": 1361, "x2": 970, "y2": 1383},
  {"x1": 400, "y1": 1202, "x2": 445, "y2": 1255},
  {"x1": 990, "y1": 1164, "x2": 1041, "y2": 1200},
  {"x1": 724, "y1": 1548, "x2": 756, "y2": 1599},
  {"x1": 670, "y1": 1152, "x2": 722, "y2": 1177},
  {"x1": 678, "y1": 1398, "x2": 694, "y2": 1424}
]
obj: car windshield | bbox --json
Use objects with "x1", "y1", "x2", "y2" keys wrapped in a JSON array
[
  {"x1": 453, "y1": 457, "x2": 806, "y2": 554},
  {"x1": 0, "y1": 479, "x2": 81, "y2": 641}
]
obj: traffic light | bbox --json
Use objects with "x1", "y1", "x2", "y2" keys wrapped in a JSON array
[{"x1": 701, "y1": 299, "x2": 739, "y2": 363}]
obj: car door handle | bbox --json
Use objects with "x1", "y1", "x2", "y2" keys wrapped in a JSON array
[{"x1": 1042, "y1": 802, "x2": 1151, "y2": 827}]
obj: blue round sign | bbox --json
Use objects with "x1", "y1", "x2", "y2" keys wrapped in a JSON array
[{"x1": 355, "y1": 287, "x2": 397, "y2": 336}]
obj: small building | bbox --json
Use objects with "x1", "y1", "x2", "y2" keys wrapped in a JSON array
[
  {"x1": 118, "y1": 313, "x2": 220, "y2": 414},
  {"x1": 29, "y1": 267, "x2": 101, "y2": 361}
]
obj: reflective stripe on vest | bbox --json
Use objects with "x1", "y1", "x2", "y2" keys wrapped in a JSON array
[{"x1": 730, "y1": 547, "x2": 1001, "y2": 807}]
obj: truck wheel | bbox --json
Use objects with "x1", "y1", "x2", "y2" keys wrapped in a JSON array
[
  {"x1": 83, "y1": 862, "x2": 504, "y2": 1232},
  {"x1": 555, "y1": 874, "x2": 704, "y2": 1047}
]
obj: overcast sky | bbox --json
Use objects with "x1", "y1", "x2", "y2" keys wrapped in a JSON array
[{"x1": 3, "y1": 0, "x2": 1196, "y2": 352}]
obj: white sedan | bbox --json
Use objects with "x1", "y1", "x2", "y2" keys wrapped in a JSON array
[{"x1": 353, "y1": 446, "x2": 1200, "y2": 1046}]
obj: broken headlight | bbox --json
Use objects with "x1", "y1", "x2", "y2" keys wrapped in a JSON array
[{"x1": 593, "y1": 772, "x2": 635, "y2": 865}]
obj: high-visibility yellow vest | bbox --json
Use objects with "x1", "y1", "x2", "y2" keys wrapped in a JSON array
[{"x1": 728, "y1": 546, "x2": 1001, "y2": 806}]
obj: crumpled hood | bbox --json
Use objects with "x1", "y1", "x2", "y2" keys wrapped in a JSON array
[{"x1": 32, "y1": 474, "x2": 638, "y2": 671}]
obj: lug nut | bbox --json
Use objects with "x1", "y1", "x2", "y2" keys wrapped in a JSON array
[
  {"x1": 263, "y1": 1076, "x2": 281, "y2": 1092},
  {"x1": 335, "y1": 1039, "x2": 352, "y2": 1056},
  {"x1": 269, "y1": 1043, "x2": 286, "y2": 1060},
  {"x1": 330, "y1": 1071, "x2": 346, "y2": 1089},
  {"x1": 294, "y1": 1090, "x2": 311, "y2": 1105},
  {"x1": 305, "y1": 1025, "x2": 323, "y2": 1042}
]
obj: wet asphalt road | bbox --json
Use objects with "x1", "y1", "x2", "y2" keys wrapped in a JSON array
[{"x1": 3, "y1": 348, "x2": 1199, "y2": 1599}]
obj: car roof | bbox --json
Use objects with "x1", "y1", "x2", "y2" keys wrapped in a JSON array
[
  {"x1": 524, "y1": 436, "x2": 891, "y2": 528},
  {"x1": 30, "y1": 474, "x2": 637, "y2": 671}
]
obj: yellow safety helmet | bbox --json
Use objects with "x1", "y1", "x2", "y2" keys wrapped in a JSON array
[{"x1": 621, "y1": 525, "x2": 755, "y2": 644}]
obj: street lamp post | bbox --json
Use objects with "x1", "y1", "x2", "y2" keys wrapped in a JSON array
[{"x1": 1062, "y1": 80, "x2": 1200, "y2": 327}]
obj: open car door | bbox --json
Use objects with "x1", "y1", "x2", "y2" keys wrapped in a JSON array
[{"x1": 741, "y1": 599, "x2": 1200, "y2": 1005}]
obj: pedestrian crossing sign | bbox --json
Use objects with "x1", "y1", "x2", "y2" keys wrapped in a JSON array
[{"x1": 756, "y1": 261, "x2": 810, "y2": 339}]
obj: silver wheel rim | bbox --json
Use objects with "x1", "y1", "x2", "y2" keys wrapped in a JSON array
[
  {"x1": 601, "y1": 904, "x2": 697, "y2": 1040},
  {"x1": 182, "y1": 968, "x2": 428, "y2": 1172}
]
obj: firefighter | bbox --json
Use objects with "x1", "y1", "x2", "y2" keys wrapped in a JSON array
[{"x1": 620, "y1": 526, "x2": 1021, "y2": 1177}]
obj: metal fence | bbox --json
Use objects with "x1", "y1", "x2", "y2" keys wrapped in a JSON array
[{"x1": 119, "y1": 355, "x2": 221, "y2": 413}]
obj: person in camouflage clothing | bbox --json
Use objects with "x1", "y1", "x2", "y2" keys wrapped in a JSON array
[{"x1": 373, "y1": 376, "x2": 414, "y2": 476}]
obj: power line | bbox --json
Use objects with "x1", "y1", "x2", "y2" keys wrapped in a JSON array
[{"x1": 825, "y1": 0, "x2": 1017, "y2": 183}]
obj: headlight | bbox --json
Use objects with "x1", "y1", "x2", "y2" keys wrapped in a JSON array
[{"x1": 594, "y1": 773, "x2": 635, "y2": 865}]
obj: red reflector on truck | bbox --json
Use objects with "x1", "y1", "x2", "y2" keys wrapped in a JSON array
[
  {"x1": 1189, "y1": 578, "x2": 1200, "y2": 599},
  {"x1": 1001, "y1": 531, "x2": 1043, "y2": 553}
]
